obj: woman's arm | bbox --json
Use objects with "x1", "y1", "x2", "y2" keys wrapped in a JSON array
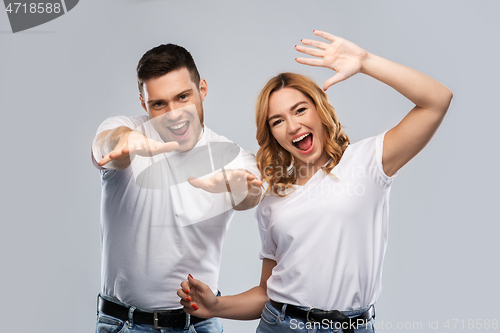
[
  {"x1": 296, "y1": 30, "x2": 453, "y2": 177},
  {"x1": 177, "y1": 258, "x2": 276, "y2": 320}
]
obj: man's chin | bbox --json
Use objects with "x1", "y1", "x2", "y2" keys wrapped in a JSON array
[{"x1": 175, "y1": 140, "x2": 198, "y2": 152}]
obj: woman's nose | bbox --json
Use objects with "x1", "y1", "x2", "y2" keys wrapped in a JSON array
[{"x1": 287, "y1": 119, "x2": 301, "y2": 134}]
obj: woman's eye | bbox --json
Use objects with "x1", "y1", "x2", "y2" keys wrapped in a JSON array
[
  {"x1": 296, "y1": 107, "x2": 306, "y2": 114},
  {"x1": 272, "y1": 119, "x2": 283, "y2": 127}
]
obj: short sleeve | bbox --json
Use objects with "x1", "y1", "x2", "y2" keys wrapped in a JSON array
[
  {"x1": 375, "y1": 130, "x2": 398, "y2": 186},
  {"x1": 255, "y1": 203, "x2": 276, "y2": 260},
  {"x1": 349, "y1": 130, "x2": 398, "y2": 189},
  {"x1": 228, "y1": 148, "x2": 260, "y2": 180}
]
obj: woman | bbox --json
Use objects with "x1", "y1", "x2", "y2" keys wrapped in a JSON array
[{"x1": 177, "y1": 30, "x2": 452, "y2": 332}]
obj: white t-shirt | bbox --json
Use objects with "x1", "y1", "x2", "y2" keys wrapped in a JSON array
[
  {"x1": 93, "y1": 115, "x2": 259, "y2": 311},
  {"x1": 256, "y1": 131, "x2": 397, "y2": 311}
]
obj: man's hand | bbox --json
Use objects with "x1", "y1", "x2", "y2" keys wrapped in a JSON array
[
  {"x1": 188, "y1": 169, "x2": 263, "y2": 210},
  {"x1": 295, "y1": 30, "x2": 369, "y2": 91},
  {"x1": 178, "y1": 275, "x2": 218, "y2": 318},
  {"x1": 97, "y1": 128, "x2": 179, "y2": 169}
]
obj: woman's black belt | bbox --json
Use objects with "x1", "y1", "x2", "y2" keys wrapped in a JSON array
[{"x1": 270, "y1": 300, "x2": 375, "y2": 333}]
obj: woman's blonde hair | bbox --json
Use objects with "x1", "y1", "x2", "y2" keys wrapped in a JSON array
[{"x1": 256, "y1": 72, "x2": 350, "y2": 197}]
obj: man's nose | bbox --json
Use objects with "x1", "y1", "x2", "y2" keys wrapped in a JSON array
[{"x1": 165, "y1": 105, "x2": 183, "y2": 121}]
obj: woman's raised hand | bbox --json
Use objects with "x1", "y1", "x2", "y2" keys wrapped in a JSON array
[{"x1": 295, "y1": 30, "x2": 369, "y2": 91}]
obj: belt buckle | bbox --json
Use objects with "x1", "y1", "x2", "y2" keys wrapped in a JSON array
[
  {"x1": 306, "y1": 307, "x2": 322, "y2": 322},
  {"x1": 153, "y1": 310, "x2": 169, "y2": 329}
]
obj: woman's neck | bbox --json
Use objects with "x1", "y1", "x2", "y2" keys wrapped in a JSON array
[{"x1": 295, "y1": 155, "x2": 330, "y2": 185}]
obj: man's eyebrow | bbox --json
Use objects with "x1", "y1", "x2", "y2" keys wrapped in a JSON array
[
  {"x1": 175, "y1": 89, "x2": 193, "y2": 99},
  {"x1": 147, "y1": 99, "x2": 163, "y2": 105},
  {"x1": 267, "y1": 101, "x2": 308, "y2": 122},
  {"x1": 147, "y1": 89, "x2": 193, "y2": 105}
]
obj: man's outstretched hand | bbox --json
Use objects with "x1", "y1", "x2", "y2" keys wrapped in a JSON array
[
  {"x1": 98, "y1": 129, "x2": 179, "y2": 169},
  {"x1": 188, "y1": 169, "x2": 263, "y2": 210}
]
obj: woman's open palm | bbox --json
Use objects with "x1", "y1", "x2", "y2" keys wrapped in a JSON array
[{"x1": 295, "y1": 30, "x2": 369, "y2": 91}]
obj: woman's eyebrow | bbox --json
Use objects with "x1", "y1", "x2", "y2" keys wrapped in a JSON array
[{"x1": 267, "y1": 101, "x2": 308, "y2": 122}]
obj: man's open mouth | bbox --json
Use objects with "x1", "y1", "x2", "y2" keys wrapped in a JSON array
[
  {"x1": 168, "y1": 121, "x2": 190, "y2": 136},
  {"x1": 292, "y1": 133, "x2": 313, "y2": 152}
]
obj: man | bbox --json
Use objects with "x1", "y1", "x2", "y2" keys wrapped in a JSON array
[{"x1": 91, "y1": 44, "x2": 262, "y2": 333}]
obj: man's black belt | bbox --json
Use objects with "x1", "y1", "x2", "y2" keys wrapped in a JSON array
[
  {"x1": 270, "y1": 300, "x2": 375, "y2": 333},
  {"x1": 98, "y1": 296, "x2": 205, "y2": 329}
]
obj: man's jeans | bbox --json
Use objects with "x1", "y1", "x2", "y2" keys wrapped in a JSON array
[
  {"x1": 95, "y1": 295, "x2": 223, "y2": 333},
  {"x1": 256, "y1": 301, "x2": 376, "y2": 333}
]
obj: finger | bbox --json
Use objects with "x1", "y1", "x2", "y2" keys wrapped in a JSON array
[
  {"x1": 177, "y1": 288, "x2": 191, "y2": 302},
  {"x1": 154, "y1": 141, "x2": 180, "y2": 154},
  {"x1": 98, "y1": 154, "x2": 113, "y2": 166},
  {"x1": 313, "y1": 30, "x2": 339, "y2": 43},
  {"x1": 300, "y1": 38, "x2": 329, "y2": 50},
  {"x1": 180, "y1": 280, "x2": 191, "y2": 294},
  {"x1": 295, "y1": 44, "x2": 324, "y2": 58},
  {"x1": 180, "y1": 299, "x2": 195, "y2": 314},
  {"x1": 230, "y1": 169, "x2": 247, "y2": 180},
  {"x1": 245, "y1": 172, "x2": 256, "y2": 181},
  {"x1": 250, "y1": 179, "x2": 264, "y2": 187},
  {"x1": 323, "y1": 73, "x2": 347, "y2": 91},
  {"x1": 187, "y1": 177, "x2": 208, "y2": 190},
  {"x1": 188, "y1": 274, "x2": 210, "y2": 293},
  {"x1": 295, "y1": 57, "x2": 324, "y2": 67}
]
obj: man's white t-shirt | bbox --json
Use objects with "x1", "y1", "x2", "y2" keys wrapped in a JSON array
[
  {"x1": 256, "y1": 131, "x2": 397, "y2": 311},
  {"x1": 93, "y1": 115, "x2": 259, "y2": 311}
]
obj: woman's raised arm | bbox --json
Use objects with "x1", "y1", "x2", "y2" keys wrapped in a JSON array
[{"x1": 296, "y1": 30, "x2": 453, "y2": 177}]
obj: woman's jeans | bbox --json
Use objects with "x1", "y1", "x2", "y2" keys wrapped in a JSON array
[
  {"x1": 256, "y1": 301, "x2": 376, "y2": 333},
  {"x1": 95, "y1": 295, "x2": 223, "y2": 333}
]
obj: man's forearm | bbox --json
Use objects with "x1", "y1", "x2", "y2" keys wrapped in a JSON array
[{"x1": 93, "y1": 126, "x2": 133, "y2": 170}]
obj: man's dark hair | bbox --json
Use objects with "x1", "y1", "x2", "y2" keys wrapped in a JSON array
[{"x1": 136, "y1": 44, "x2": 201, "y2": 97}]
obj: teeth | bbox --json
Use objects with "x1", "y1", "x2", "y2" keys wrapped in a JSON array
[
  {"x1": 169, "y1": 121, "x2": 187, "y2": 130},
  {"x1": 292, "y1": 133, "x2": 310, "y2": 143}
]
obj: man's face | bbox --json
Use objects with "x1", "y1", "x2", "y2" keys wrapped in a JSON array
[{"x1": 140, "y1": 67, "x2": 207, "y2": 152}]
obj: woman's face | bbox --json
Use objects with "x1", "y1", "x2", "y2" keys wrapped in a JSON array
[{"x1": 267, "y1": 87, "x2": 329, "y2": 170}]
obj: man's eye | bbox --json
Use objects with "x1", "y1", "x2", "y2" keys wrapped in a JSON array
[{"x1": 179, "y1": 94, "x2": 188, "y2": 100}]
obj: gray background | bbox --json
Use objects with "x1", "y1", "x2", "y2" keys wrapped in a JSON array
[{"x1": 1, "y1": 1, "x2": 499, "y2": 332}]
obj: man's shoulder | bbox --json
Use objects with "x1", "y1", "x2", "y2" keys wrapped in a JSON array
[
  {"x1": 203, "y1": 126, "x2": 234, "y2": 144},
  {"x1": 97, "y1": 114, "x2": 149, "y2": 133}
]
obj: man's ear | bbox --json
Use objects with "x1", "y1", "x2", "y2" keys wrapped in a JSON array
[
  {"x1": 199, "y1": 78, "x2": 208, "y2": 102},
  {"x1": 140, "y1": 94, "x2": 147, "y2": 112}
]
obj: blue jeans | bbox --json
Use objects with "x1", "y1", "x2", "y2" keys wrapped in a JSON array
[
  {"x1": 256, "y1": 301, "x2": 376, "y2": 333},
  {"x1": 95, "y1": 295, "x2": 223, "y2": 333}
]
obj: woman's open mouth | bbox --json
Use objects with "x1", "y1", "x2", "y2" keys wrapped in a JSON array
[{"x1": 292, "y1": 133, "x2": 314, "y2": 154}]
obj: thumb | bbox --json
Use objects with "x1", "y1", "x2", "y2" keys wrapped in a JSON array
[
  {"x1": 188, "y1": 177, "x2": 203, "y2": 189},
  {"x1": 323, "y1": 73, "x2": 346, "y2": 91},
  {"x1": 187, "y1": 274, "x2": 210, "y2": 292}
]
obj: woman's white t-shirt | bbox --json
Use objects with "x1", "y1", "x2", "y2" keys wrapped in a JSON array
[{"x1": 256, "y1": 131, "x2": 397, "y2": 311}]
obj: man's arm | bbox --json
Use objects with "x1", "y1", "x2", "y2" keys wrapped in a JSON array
[
  {"x1": 188, "y1": 169, "x2": 263, "y2": 211},
  {"x1": 92, "y1": 126, "x2": 179, "y2": 170},
  {"x1": 93, "y1": 126, "x2": 133, "y2": 170}
]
